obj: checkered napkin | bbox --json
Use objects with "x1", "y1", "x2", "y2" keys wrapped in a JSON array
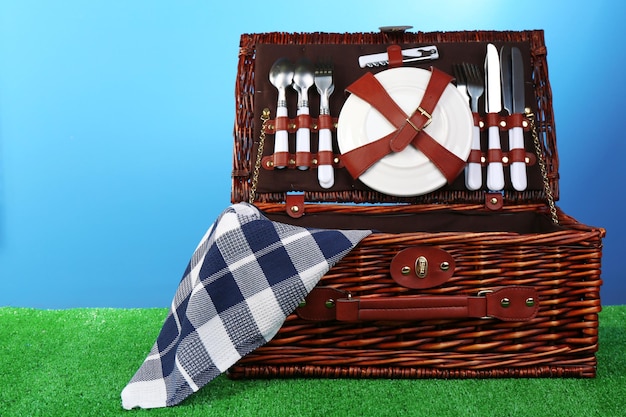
[{"x1": 121, "y1": 203, "x2": 371, "y2": 409}]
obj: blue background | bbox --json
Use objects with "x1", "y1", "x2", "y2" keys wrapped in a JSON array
[{"x1": 0, "y1": 0, "x2": 623, "y2": 308}]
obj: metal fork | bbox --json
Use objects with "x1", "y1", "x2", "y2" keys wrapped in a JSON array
[
  {"x1": 461, "y1": 63, "x2": 484, "y2": 190},
  {"x1": 314, "y1": 61, "x2": 335, "y2": 189},
  {"x1": 452, "y1": 64, "x2": 468, "y2": 107},
  {"x1": 462, "y1": 62, "x2": 484, "y2": 113}
]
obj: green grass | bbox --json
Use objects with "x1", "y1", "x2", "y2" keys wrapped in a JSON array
[{"x1": 1, "y1": 306, "x2": 625, "y2": 417}]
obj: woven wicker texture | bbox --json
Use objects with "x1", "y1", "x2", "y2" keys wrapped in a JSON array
[
  {"x1": 229, "y1": 207, "x2": 603, "y2": 378},
  {"x1": 232, "y1": 30, "x2": 557, "y2": 205},
  {"x1": 228, "y1": 30, "x2": 604, "y2": 379}
]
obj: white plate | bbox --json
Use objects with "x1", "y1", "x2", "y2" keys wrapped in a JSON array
[{"x1": 337, "y1": 67, "x2": 473, "y2": 196}]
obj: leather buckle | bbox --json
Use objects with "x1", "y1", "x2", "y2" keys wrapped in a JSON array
[
  {"x1": 406, "y1": 106, "x2": 432, "y2": 131},
  {"x1": 477, "y1": 289, "x2": 494, "y2": 319}
]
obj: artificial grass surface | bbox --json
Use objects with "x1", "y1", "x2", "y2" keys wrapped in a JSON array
[{"x1": 1, "y1": 306, "x2": 624, "y2": 417}]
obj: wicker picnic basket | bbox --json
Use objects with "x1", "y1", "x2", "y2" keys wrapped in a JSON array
[{"x1": 228, "y1": 29, "x2": 605, "y2": 379}]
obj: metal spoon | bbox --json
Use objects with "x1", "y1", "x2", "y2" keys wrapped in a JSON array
[
  {"x1": 292, "y1": 58, "x2": 314, "y2": 170},
  {"x1": 269, "y1": 58, "x2": 294, "y2": 169}
]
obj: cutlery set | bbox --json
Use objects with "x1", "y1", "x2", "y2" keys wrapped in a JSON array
[
  {"x1": 266, "y1": 43, "x2": 531, "y2": 193},
  {"x1": 268, "y1": 57, "x2": 336, "y2": 188},
  {"x1": 456, "y1": 43, "x2": 529, "y2": 192}
]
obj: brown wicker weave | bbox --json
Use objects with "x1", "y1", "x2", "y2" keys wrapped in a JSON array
[
  {"x1": 232, "y1": 30, "x2": 558, "y2": 205},
  {"x1": 228, "y1": 30, "x2": 605, "y2": 379}
]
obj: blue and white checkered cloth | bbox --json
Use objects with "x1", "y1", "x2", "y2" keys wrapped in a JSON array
[{"x1": 121, "y1": 203, "x2": 371, "y2": 409}]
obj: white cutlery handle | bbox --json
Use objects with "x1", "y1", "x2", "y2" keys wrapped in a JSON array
[
  {"x1": 317, "y1": 128, "x2": 334, "y2": 189},
  {"x1": 274, "y1": 106, "x2": 289, "y2": 169},
  {"x1": 509, "y1": 126, "x2": 527, "y2": 191},
  {"x1": 465, "y1": 125, "x2": 482, "y2": 190},
  {"x1": 295, "y1": 107, "x2": 310, "y2": 170},
  {"x1": 487, "y1": 126, "x2": 505, "y2": 191}
]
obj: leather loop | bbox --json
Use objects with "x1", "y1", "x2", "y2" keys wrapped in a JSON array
[
  {"x1": 508, "y1": 148, "x2": 527, "y2": 163},
  {"x1": 485, "y1": 112, "x2": 501, "y2": 128},
  {"x1": 274, "y1": 116, "x2": 289, "y2": 131},
  {"x1": 488, "y1": 148, "x2": 503, "y2": 164},
  {"x1": 318, "y1": 114, "x2": 334, "y2": 130},
  {"x1": 296, "y1": 114, "x2": 312, "y2": 129},
  {"x1": 285, "y1": 193, "x2": 305, "y2": 218},
  {"x1": 507, "y1": 113, "x2": 526, "y2": 128},
  {"x1": 484, "y1": 287, "x2": 539, "y2": 321},
  {"x1": 295, "y1": 151, "x2": 312, "y2": 168},
  {"x1": 317, "y1": 150, "x2": 335, "y2": 166},
  {"x1": 485, "y1": 192, "x2": 503, "y2": 210},
  {"x1": 468, "y1": 149, "x2": 483, "y2": 164},
  {"x1": 273, "y1": 152, "x2": 289, "y2": 168},
  {"x1": 387, "y1": 44, "x2": 403, "y2": 68}
]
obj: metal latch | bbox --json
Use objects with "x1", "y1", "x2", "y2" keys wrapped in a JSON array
[{"x1": 415, "y1": 256, "x2": 428, "y2": 278}]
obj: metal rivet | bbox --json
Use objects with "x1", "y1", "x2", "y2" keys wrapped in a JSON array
[
  {"x1": 480, "y1": 156, "x2": 486, "y2": 163},
  {"x1": 502, "y1": 156, "x2": 509, "y2": 164},
  {"x1": 290, "y1": 205, "x2": 299, "y2": 213},
  {"x1": 525, "y1": 156, "x2": 530, "y2": 164},
  {"x1": 490, "y1": 197, "x2": 499, "y2": 205},
  {"x1": 440, "y1": 261, "x2": 450, "y2": 271},
  {"x1": 500, "y1": 120, "x2": 507, "y2": 128},
  {"x1": 479, "y1": 121, "x2": 485, "y2": 129},
  {"x1": 266, "y1": 160, "x2": 274, "y2": 167},
  {"x1": 522, "y1": 120, "x2": 529, "y2": 128},
  {"x1": 298, "y1": 300, "x2": 306, "y2": 308},
  {"x1": 333, "y1": 157, "x2": 340, "y2": 164},
  {"x1": 312, "y1": 123, "x2": 318, "y2": 129},
  {"x1": 525, "y1": 297, "x2": 535, "y2": 307},
  {"x1": 325, "y1": 299, "x2": 335, "y2": 309},
  {"x1": 289, "y1": 123, "x2": 297, "y2": 130},
  {"x1": 289, "y1": 158, "x2": 296, "y2": 165},
  {"x1": 401, "y1": 266, "x2": 411, "y2": 275},
  {"x1": 500, "y1": 298, "x2": 511, "y2": 308},
  {"x1": 312, "y1": 158, "x2": 318, "y2": 165}
]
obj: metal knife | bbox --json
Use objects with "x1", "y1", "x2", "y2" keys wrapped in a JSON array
[
  {"x1": 484, "y1": 43, "x2": 505, "y2": 191},
  {"x1": 501, "y1": 46, "x2": 527, "y2": 191}
]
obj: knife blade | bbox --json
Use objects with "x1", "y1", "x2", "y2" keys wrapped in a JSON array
[
  {"x1": 484, "y1": 43, "x2": 505, "y2": 191},
  {"x1": 510, "y1": 46, "x2": 527, "y2": 190},
  {"x1": 501, "y1": 46, "x2": 527, "y2": 191}
]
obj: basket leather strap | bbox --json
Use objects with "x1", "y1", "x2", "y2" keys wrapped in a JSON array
[
  {"x1": 297, "y1": 286, "x2": 539, "y2": 322},
  {"x1": 341, "y1": 68, "x2": 466, "y2": 182}
]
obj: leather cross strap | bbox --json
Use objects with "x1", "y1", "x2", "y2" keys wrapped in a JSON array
[
  {"x1": 340, "y1": 68, "x2": 466, "y2": 183},
  {"x1": 296, "y1": 286, "x2": 539, "y2": 322}
]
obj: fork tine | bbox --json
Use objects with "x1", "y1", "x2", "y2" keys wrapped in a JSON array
[
  {"x1": 453, "y1": 64, "x2": 465, "y2": 85},
  {"x1": 453, "y1": 64, "x2": 468, "y2": 106},
  {"x1": 462, "y1": 62, "x2": 484, "y2": 112}
]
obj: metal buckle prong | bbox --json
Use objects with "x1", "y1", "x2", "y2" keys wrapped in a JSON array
[
  {"x1": 477, "y1": 289, "x2": 494, "y2": 319},
  {"x1": 406, "y1": 106, "x2": 433, "y2": 131}
]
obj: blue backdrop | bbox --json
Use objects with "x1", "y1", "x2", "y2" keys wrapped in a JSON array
[{"x1": 1, "y1": 0, "x2": 623, "y2": 308}]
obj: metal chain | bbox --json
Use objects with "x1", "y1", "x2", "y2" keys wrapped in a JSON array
[
  {"x1": 249, "y1": 108, "x2": 271, "y2": 204},
  {"x1": 526, "y1": 109, "x2": 559, "y2": 224}
]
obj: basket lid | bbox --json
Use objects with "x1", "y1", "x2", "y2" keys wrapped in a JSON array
[{"x1": 232, "y1": 30, "x2": 558, "y2": 207}]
